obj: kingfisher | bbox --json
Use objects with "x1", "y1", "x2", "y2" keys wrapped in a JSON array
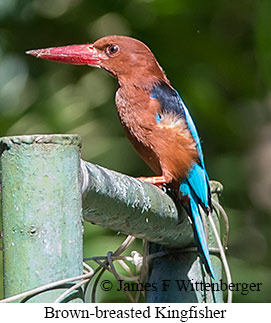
[{"x1": 26, "y1": 35, "x2": 215, "y2": 278}]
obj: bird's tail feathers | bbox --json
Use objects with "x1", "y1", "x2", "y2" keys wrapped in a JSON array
[{"x1": 187, "y1": 197, "x2": 215, "y2": 278}]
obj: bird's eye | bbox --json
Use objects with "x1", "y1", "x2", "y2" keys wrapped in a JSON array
[{"x1": 106, "y1": 44, "x2": 119, "y2": 57}]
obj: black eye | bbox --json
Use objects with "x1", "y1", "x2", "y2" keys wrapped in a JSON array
[{"x1": 106, "y1": 44, "x2": 119, "y2": 57}]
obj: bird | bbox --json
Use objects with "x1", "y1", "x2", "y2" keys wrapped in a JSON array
[{"x1": 26, "y1": 35, "x2": 215, "y2": 278}]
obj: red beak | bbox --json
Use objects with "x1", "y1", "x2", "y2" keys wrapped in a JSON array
[{"x1": 26, "y1": 44, "x2": 101, "y2": 66}]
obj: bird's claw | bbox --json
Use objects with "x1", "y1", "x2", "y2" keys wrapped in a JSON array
[{"x1": 136, "y1": 176, "x2": 167, "y2": 188}]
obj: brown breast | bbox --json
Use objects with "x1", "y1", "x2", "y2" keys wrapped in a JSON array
[
  {"x1": 115, "y1": 86, "x2": 199, "y2": 183},
  {"x1": 116, "y1": 86, "x2": 162, "y2": 175}
]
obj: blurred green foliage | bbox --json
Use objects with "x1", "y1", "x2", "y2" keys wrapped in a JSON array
[{"x1": 0, "y1": 0, "x2": 270, "y2": 302}]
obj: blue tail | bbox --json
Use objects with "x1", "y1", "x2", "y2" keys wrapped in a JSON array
[{"x1": 180, "y1": 180, "x2": 215, "y2": 278}]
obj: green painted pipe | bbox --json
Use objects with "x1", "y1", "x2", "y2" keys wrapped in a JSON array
[
  {"x1": 0, "y1": 135, "x2": 83, "y2": 302},
  {"x1": 81, "y1": 161, "x2": 195, "y2": 247}
]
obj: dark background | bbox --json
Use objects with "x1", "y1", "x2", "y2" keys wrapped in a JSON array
[{"x1": 0, "y1": 0, "x2": 270, "y2": 302}]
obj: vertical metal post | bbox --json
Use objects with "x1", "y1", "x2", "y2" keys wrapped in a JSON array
[
  {"x1": 0, "y1": 135, "x2": 83, "y2": 302},
  {"x1": 146, "y1": 182, "x2": 223, "y2": 303}
]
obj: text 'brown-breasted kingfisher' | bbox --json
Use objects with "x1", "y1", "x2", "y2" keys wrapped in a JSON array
[{"x1": 26, "y1": 35, "x2": 215, "y2": 278}]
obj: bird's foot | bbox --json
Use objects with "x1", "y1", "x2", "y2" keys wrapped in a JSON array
[{"x1": 136, "y1": 176, "x2": 167, "y2": 188}]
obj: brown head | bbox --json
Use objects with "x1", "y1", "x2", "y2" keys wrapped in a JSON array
[{"x1": 26, "y1": 35, "x2": 169, "y2": 88}]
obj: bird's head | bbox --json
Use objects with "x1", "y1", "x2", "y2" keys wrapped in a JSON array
[{"x1": 26, "y1": 35, "x2": 168, "y2": 87}]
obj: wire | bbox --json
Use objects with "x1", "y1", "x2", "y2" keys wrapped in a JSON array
[
  {"x1": 0, "y1": 271, "x2": 94, "y2": 303},
  {"x1": 212, "y1": 198, "x2": 230, "y2": 248},
  {"x1": 208, "y1": 208, "x2": 233, "y2": 303}
]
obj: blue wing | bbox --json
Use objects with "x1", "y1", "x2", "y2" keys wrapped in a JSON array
[
  {"x1": 152, "y1": 81, "x2": 214, "y2": 277},
  {"x1": 175, "y1": 92, "x2": 211, "y2": 211},
  {"x1": 151, "y1": 82, "x2": 211, "y2": 210}
]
